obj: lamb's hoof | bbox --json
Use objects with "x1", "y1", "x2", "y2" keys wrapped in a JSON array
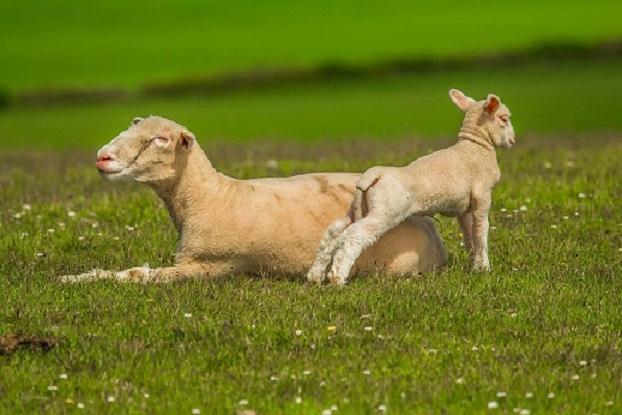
[
  {"x1": 472, "y1": 262, "x2": 491, "y2": 272},
  {"x1": 327, "y1": 273, "x2": 347, "y2": 286},
  {"x1": 306, "y1": 268, "x2": 325, "y2": 285}
]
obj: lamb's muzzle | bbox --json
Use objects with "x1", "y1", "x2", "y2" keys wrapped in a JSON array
[{"x1": 307, "y1": 89, "x2": 516, "y2": 285}]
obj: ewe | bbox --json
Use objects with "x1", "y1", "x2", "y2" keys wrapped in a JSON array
[
  {"x1": 61, "y1": 116, "x2": 446, "y2": 282},
  {"x1": 307, "y1": 89, "x2": 516, "y2": 285}
]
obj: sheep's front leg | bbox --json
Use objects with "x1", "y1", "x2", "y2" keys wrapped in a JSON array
[
  {"x1": 59, "y1": 262, "x2": 226, "y2": 283},
  {"x1": 457, "y1": 212, "x2": 474, "y2": 259},
  {"x1": 470, "y1": 198, "x2": 491, "y2": 272},
  {"x1": 306, "y1": 216, "x2": 352, "y2": 284}
]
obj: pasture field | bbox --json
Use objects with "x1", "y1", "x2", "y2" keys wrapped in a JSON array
[
  {"x1": 2, "y1": 0, "x2": 622, "y2": 91},
  {"x1": 2, "y1": 59, "x2": 622, "y2": 149},
  {"x1": 1, "y1": 134, "x2": 621, "y2": 414}
]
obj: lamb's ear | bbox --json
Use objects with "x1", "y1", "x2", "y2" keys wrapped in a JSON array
[
  {"x1": 484, "y1": 94, "x2": 500, "y2": 114},
  {"x1": 180, "y1": 131, "x2": 195, "y2": 150},
  {"x1": 130, "y1": 117, "x2": 144, "y2": 126},
  {"x1": 449, "y1": 89, "x2": 476, "y2": 112}
]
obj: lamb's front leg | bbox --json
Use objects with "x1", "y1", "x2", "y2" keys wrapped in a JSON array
[
  {"x1": 457, "y1": 212, "x2": 474, "y2": 259},
  {"x1": 306, "y1": 216, "x2": 352, "y2": 284},
  {"x1": 327, "y1": 214, "x2": 396, "y2": 285},
  {"x1": 470, "y1": 198, "x2": 491, "y2": 272}
]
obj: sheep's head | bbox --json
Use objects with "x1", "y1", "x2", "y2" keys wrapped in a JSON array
[
  {"x1": 96, "y1": 116, "x2": 195, "y2": 183},
  {"x1": 449, "y1": 89, "x2": 516, "y2": 149}
]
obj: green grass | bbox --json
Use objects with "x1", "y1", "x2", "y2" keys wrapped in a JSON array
[
  {"x1": 1, "y1": 136, "x2": 621, "y2": 413},
  {"x1": 2, "y1": 0, "x2": 622, "y2": 91},
  {"x1": 2, "y1": 59, "x2": 622, "y2": 149}
]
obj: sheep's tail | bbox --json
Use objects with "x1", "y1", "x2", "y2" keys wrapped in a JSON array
[{"x1": 352, "y1": 170, "x2": 382, "y2": 221}]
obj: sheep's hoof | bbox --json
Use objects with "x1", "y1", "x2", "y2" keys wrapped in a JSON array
[{"x1": 327, "y1": 273, "x2": 347, "y2": 286}]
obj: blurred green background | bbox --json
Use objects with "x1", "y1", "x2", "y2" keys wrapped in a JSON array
[{"x1": 1, "y1": 0, "x2": 622, "y2": 148}]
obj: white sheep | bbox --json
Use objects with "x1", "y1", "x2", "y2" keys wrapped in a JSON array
[
  {"x1": 307, "y1": 89, "x2": 516, "y2": 285},
  {"x1": 60, "y1": 116, "x2": 447, "y2": 283}
]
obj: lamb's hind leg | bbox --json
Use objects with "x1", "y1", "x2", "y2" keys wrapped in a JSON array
[
  {"x1": 327, "y1": 213, "x2": 399, "y2": 285},
  {"x1": 306, "y1": 216, "x2": 352, "y2": 283}
]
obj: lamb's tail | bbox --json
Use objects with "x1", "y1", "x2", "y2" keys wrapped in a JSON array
[{"x1": 352, "y1": 169, "x2": 383, "y2": 221}]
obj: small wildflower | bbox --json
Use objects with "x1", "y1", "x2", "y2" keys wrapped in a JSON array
[
  {"x1": 579, "y1": 360, "x2": 587, "y2": 366},
  {"x1": 59, "y1": 373, "x2": 68, "y2": 379},
  {"x1": 331, "y1": 404, "x2": 338, "y2": 411},
  {"x1": 68, "y1": 211, "x2": 77, "y2": 218},
  {"x1": 107, "y1": 396, "x2": 115, "y2": 403},
  {"x1": 47, "y1": 385, "x2": 58, "y2": 391},
  {"x1": 58, "y1": 222, "x2": 66, "y2": 228},
  {"x1": 319, "y1": 381, "x2": 326, "y2": 387},
  {"x1": 48, "y1": 228, "x2": 55, "y2": 233},
  {"x1": 455, "y1": 377, "x2": 465, "y2": 384},
  {"x1": 364, "y1": 326, "x2": 373, "y2": 331},
  {"x1": 500, "y1": 208, "x2": 507, "y2": 212},
  {"x1": 547, "y1": 392, "x2": 555, "y2": 399},
  {"x1": 322, "y1": 410, "x2": 332, "y2": 415},
  {"x1": 525, "y1": 392, "x2": 533, "y2": 399},
  {"x1": 363, "y1": 369, "x2": 371, "y2": 375},
  {"x1": 510, "y1": 312, "x2": 518, "y2": 318},
  {"x1": 302, "y1": 370, "x2": 311, "y2": 376},
  {"x1": 92, "y1": 223, "x2": 99, "y2": 228},
  {"x1": 525, "y1": 198, "x2": 531, "y2": 203},
  {"x1": 606, "y1": 401, "x2": 614, "y2": 406},
  {"x1": 574, "y1": 211, "x2": 579, "y2": 216},
  {"x1": 295, "y1": 397, "x2": 302, "y2": 404},
  {"x1": 327, "y1": 326, "x2": 337, "y2": 332},
  {"x1": 269, "y1": 375, "x2": 278, "y2": 381},
  {"x1": 519, "y1": 205, "x2": 527, "y2": 211},
  {"x1": 77, "y1": 402, "x2": 85, "y2": 409},
  {"x1": 471, "y1": 346, "x2": 479, "y2": 351},
  {"x1": 578, "y1": 192, "x2": 586, "y2": 199},
  {"x1": 490, "y1": 226, "x2": 497, "y2": 230},
  {"x1": 563, "y1": 215, "x2": 569, "y2": 220},
  {"x1": 496, "y1": 391, "x2": 507, "y2": 398},
  {"x1": 192, "y1": 409, "x2": 201, "y2": 415},
  {"x1": 571, "y1": 374, "x2": 579, "y2": 380},
  {"x1": 550, "y1": 224, "x2": 558, "y2": 229},
  {"x1": 265, "y1": 159, "x2": 279, "y2": 169},
  {"x1": 144, "y1": 393, "x2": 150, "y2": 398},
  {"x1": 78, "y1": 236, "x2": 85, "y2": 241},
  {"x1": 488, "y1": 401, "x2": 498, "y2": 409},
  {"x1": 239, "y1": 399, "x2": 248, "y2": 406},
  {"x1": 295, "y1": 329, "x2": 302, "y2": 336},
  {"x1": 184, "y1": 313, "x2": 193, "y2": 318},
  {"x1": 519, "y1": 410, "x2": 531, "y2": 415},
  {"x1": 378, "y1": 404, "x2": 387, "y2": 412},
  {"x1": 113, "y1": 236, "x2": 120, "y2": 240}
]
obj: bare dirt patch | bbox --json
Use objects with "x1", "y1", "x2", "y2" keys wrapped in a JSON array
[{"x1": 0, "y1": 333, "x2": 58, "y2": 355}]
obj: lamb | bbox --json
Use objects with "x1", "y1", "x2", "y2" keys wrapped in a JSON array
[
  {"x1": 60, "y1": 116, "x2": 447, "y2": 283},
  {"x1": 307, "y1": 89, "x2": 516, "y2": 285}
]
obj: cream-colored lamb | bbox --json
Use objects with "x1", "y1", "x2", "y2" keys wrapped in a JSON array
[
  {"x1": 60, "y1": 116, "x2": 447, "y2": 283},
  {"x1": 307, "y1": 89, "x2": 516, "y2": 285}
]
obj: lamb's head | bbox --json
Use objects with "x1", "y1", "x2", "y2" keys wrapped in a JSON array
[
  {"x1": 95, "y1": 116, "x2": 195, "y2": 183},
  {"x1": 449, "y1": 89, "x2": 516, "y2": 149}
]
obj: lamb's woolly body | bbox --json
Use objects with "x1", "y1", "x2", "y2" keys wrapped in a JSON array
[
  {"x1": 307, "y1": 89, "x2": 516, "y2": 285},
  {"x1": 61, "y1": 116, "x2": 447, "y2": 283}
]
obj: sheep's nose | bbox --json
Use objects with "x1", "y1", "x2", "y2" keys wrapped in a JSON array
[{"x1": 96, "y1": 153, "x2": 114, "y2": 170}]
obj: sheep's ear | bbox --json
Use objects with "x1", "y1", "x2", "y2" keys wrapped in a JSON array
[
  {"x1": 484, "y1": 94, "x2": 500, "y2": 114},
  {"x1": 130, "y1": 117, "x2": 144, "y2": 126},
  {"x1": 180, "y1": 131, "x2": 194, "y2": 150},
  {"x1": 449, "y1": 89, "x2": 476, "y2": 112}
]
